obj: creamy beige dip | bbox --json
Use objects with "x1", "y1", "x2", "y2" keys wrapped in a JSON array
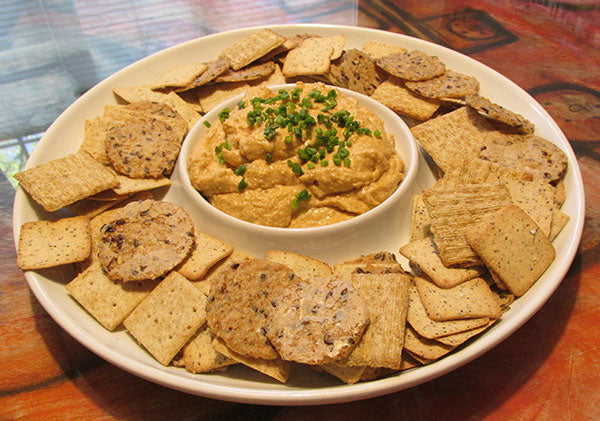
[{"x1": 188, "y1": 82, "x2": 404, "y2": 228}]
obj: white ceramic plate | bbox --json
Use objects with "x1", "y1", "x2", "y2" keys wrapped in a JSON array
[{"x1": 13, "y1": 24, "x2": 585, "y2": 405}]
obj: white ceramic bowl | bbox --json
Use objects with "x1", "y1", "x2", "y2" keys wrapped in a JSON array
[{"x1": 176, "y1": 83, "x2": 419, "y2": 260}]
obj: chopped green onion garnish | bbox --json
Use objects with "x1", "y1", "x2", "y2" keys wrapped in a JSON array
[
  {"x1": 320, "y1": 159, "x2": 329, "y2": 167},
  {"x1": 218, "y1": 108, "x2": 231, "y2": 122},
  {"x1": 234, "y1": 164, "x2": 247, "y2": 176},
  {"x1": 307, "y1": 162, "x2": 315, "y2": 170},
  {"x1": 237, "y1": 101, "x2": 246, "y2": 109},
  {"x1": 203, "y1": 121, "x2": 211, "y2": 128},
  {"x1": 291, "y1": 189, "x2": 310, "y2": 209},
  {"x1": 287, "y1": 160, "x2": 304, "y2": 175},
  {"x1": 374, "y1": 129, "x2": 382, "y2": 138},
  {"x1": 343, "y1": 158, "x2": 351, "y2": 168},
  {"x1": 238, "y1": 178, "x2": 248, "y2": 190},
  {"x1": 265, "y1": 152, "x2": 272, "y2": 163}
]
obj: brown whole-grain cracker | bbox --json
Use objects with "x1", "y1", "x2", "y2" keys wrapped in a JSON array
[
  {"x1": 220, "y1": 29, "x2": 286, "y2": 71},
  {"x1": 151, "y1": 63, "x2": 208, "y2": 89},
  {"x1": 177, "y1": 57, "x2": 230, "y2": 91},
  {"x1": 375, "y1": 50, "x2": 445, "y2": 81},
  {"x1": 466, "y1": 95, "x2": 535, "y2": 134},
  {"x1": 405, "y1": 70, "x2": 479, "y2": 99},
  {"x1": 327, "y1": 49, "x2": 385, "y2": 96},
  {"x1": 177, "y1": 231, "x2": 233, "y2": 281},
  {"x1": 214, "y1": 61, "x2": 275, "y2": 83},
  {"x1": 333, "y1": 251, "x2": 406, "y2": 275}
]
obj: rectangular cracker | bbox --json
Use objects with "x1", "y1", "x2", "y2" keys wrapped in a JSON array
[
  {"x1": 66, "y1": 262, "x2": 159, "y2": 331},
  {"x1": 282, "y1": 37, "x2": 333, "y2": 77},
  {"x1": 344, "y1": 273, "x2": 411, "y2": 369},
  {"x1": 15, "y1": 151, "x2": 119, "y2": 212},
  {"x1": 400, "y1": 237, "x2": 485, "y2": 288},
  {"x1": 221, "y1": 29, "x2": 285, "y2": 71},
  {"x1": 113, "y1": 85, "x2": 165, "y2": 103},
  {"x1": 151, "y1": 63, "x2": 208, "y2": 89},
  {"x1": 410, "y1": 106, "x2": 494, "y2": 173},
  {"x1": 550, "y1": 209, "x2": 570, "y2": 241},
  {"x1": 177, "y1": 231, "x2": 233, "y2": 281},
  {"x1": 435, "y1": 319, "x2": 495, "y2": 346},
  {"x1": 465, "y1": 204, "x2": 556, "y2": 296},
  {"x1": 414, "y1": 276, "x2": 502, "y2": 321},
  {"x1": 370, "y1": 78, "x2": 440, "y2": 121},
  {"x1": 438, "y1": 157, "x2": 533, "y2": 186},
  {"x1": 80, "y1": 117, "x2": 111, "y2": 165},
  {"x1": 211, "y1": 337, "x2": 291, "y2": 383},
  {"x1": 403, "y1": 326, "x2": 454, "y2": 361},
  {"x1": 362, "y1": 41, "x2": 407, "y2": 60},
  {"x1": 112, "y1": 174, "x2": 171, "y2": 196},
  {"x1": 67, "y1": 197, "x2": 128, "y2": 219},
  {"x1": 182, "y1": 326, "x2": 237, "y2": 373},
  {"x1": 17, "y1": 215, "x2": 91, "y2": 270},
  {"x1": 333, "y1": 251, "x2": 406, "y2": 275},
  {"x1": 320, "y1": 363, "x2": 366, "y2": 385},
  {"x1": 407, "y1": 283, "x2": 489, "y2": 339},
  {"x1": 197, "y1": 81, "x2": 253, "y2": 113},
  {"x1": 123, "y1": 271, "x2": 207, "y2": 365},
  {"x1": 265, "y1": 250, "x2": 332, "y2": 279},
  {"x1": 422, "y1": 183, "x2": 512, "y2": 267},
  {"x1": 504, "y1": 179, "x2": 557, "y2": 237},
  {"x1": 410, "y1": 194, "x2": 431, "y2": 242}
]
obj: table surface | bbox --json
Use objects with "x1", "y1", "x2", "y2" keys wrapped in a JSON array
[{"x1": 2, "y1": 1, "x2": 599, "y2": 419}]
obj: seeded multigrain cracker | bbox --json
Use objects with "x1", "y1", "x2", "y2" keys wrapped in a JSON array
[
  {"x1": 97, "y1": 200, "x2": 194, "y2": 282},
  {"x1": 66, "y1": 262, "x2": 159, "y2": 331},
  {"x1": 206, "y1": 258, "x2": 296, "y2": 359},
  {"x1": 123, "y1": 271, "x2": 207, "y2": 365},
  {"x1": 437, "y1": 157, "x2": 533, "y2": 186},
  {"x1": 375, "y1": 50, "x2": 445, "y2": 81},
  {"x1": 333, "y1": 251, "x2": 406, "y2": 275},
  {"x1": 362, "y1": 41, "x2": 407, "y2": 60},
  {"x1": 403, "y1": 326, "x2": 454, "y2": 361},
  {"x1": 415, "y1": 276, "x2": 502, "y2": 321},
  {"x1": 112, "y1": 174, "x2": 170, "y2": 196},
  {"x1": 15, "y1": 151, "x2": 118, "y2": 212},
  {"x1": 220, "y1": 29, "x2": 286, "y2": 71},
  {"x1": 200, "y1": 249, "x2": 251, "y2": 284},
  {"x1": 266, "y1": 275, "x2": 370, "y2": 365},
  {"x1": 410, "y1": 106, "x2": 494, "y2": 173},
  {"x1": 17, "y1": 216, "x2": 91, "y2": 270},
  {"x1": 327, "y1": 49, "x2": 385, "y2": 96},
  {"x1": 177, "y1": 231, "x2": 233, "y2": 281},
  {"x1": 371, "y1": 78, "x2": 440, "y2": 121},
  {"x1": 177, "y1": 57, "x2": 231, "y2": 91},
  {"x1": 265, "y1": 250, "x2": 332, "y2": 279},
  {"x1": 465, "y1": 204, "x2": 556, "y2": 297},
  {"x1": 410, "y1": 194, "x2": 431, "y2": 242},
  {"x1": 113, "y1": 85, "x2": 165, "y2": 103},
  {"x1": 405, "y1": 70, "x2": 479, "y2": 99},
  {"x1": 435, "y1": 320, "x2": 495, "y2": 346},
  {"x1": 504, "y1": 179, "x2": 557, "y2": 237},
  {"x1": 80, "y1": 117, "x2": 111, "y2": 165},
  {"x1": 466, "y1": 95, "x2": 534, "y2": 134},
  {"x1": 550, "y1": 209, "x2": 570, "y2": 241},
  {"x1": 182, "y1": 326, "x2": 237, "y2": 373},
  {"x1": 282, "y1": 38, "x2": 333, "y2": 77},
  {"x1": 422, "y1": 183, "x2": 512, "y2": 267},
  {"x1": 151, "y1": 63, "x2": 208, "y2": 90},
  {"x1": 214, "y1": 61, "x2": 275, "y2": 83}
]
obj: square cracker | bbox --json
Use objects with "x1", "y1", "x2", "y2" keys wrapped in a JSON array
[
  {"x1": 415, "y1": 276, "x2": 502, "y2": 321},
  {"x1": 409, "y1": 194, "x2": 431, "y2": 242},
  {"x1": 67, "y1": 197, "x2": 128, "y2": 219},
  {"x1": 200, "y1": 249, "x2": 251, "y2": 285},
  {"x1": 422, "y1": 183, "x2": 512, "y2": 267},
  {"x1": 182, "y1": 326, "x2": 237, "y2": 373},
  {"x1": 112, "y1": 174, "x2": 171, "y2": 196},
  {"x1": 113, "y1": 85, "x2": 165, "y2": 103},
  {"x1": 403, "y1": 326, "x2": 454, "y2": 361},
  {"x1": 343, "y1": 273, "x2": 411, "y2": 370},
  {"x1": 220, "y1": 29, "x2": 286, "y2": 70},
  {"x1": 151, "y1": 63, "x2": 208, "y2": 89},
  {"x1": 400, "y1": 237, "x2": 485, "y2": 289},
  {"x1": 66, "y1": 262, "x2": 159, "y2": 331},
  {"x1": 504, "y1": 179, "x2": 557, "y2": 237},
  {"x1": 465, "y1": 204, "x2": 556, "y2": 297},
  {"x1": 370, "y1": 78, "x2": 440, "y2": 121},
  {"x1": 282, "y1": 38, "x2": 333, "y2": 77},
  {"x1": 550, "y1": 209, "x2": 570, "y2": 241},
  {"x1": 362, "y1": 41, "x2": 407, "y2": 60},
  {"x1": 435, "y1": 319, "x2": 495, "y2": 346},
  {"x1": 177, "y1": 231, "x2": 233, "y2": 281},
  {"x1": 265, "y1": 249, "x2": 332, "y2": 279},
  {"x1": 15, "y1": 151, "x2": 118, "y2": 212},
  {"x1": 17, "y1": 215, "x2": 91, "y2": 270},
  {"x1": 80, "y1": 117, "x2": 111, "y2": 165},
  {"x1": 123, "y1": 271, "x2": 207, "y2": 365}
]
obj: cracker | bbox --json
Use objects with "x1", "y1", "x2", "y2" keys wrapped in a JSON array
[
  {"x1": 480, "y1": 131, "x2": 568, "y2": 182},
  {"x1": 66, "y1": 262, "x2": 159, "y2": 331},
  {"x1": 327, "y1": 49, "x2": 385, "y2": 96},
  {"x1": 197, "y1": 81, "x2": 253, "y2": 112},
  {"x1": 104, "y1": 102, "x2": 188, "y2": 141},
  {"x1": 403, "y1": 326, "x2": 454, "y2": 361},
  {"x1": 265, "y1": 249, "x2": 332, "y2": 279},
  {"x1": 17, "y1": 215, "x2": 91, "y2": 270},
  {"x1": 113, "y1": 85, "x2": 165, "y2": 103},
  {"x1": 182, "y1": 326, "x2": 237, "y2": 373},
  {"x1": 343, "y1": 273, "x2": 410, "y2": 369},
  {"x1": 177, "y1": 231, "x2": 233, "y2": 281},
  {"x1": 550, "y1": 209, "x2": 570, "y2": 241},
  {"x1": 407, "y1": 283, "x2": 489, "y2": 339},
  {"x1": 320, "y1": 363, "x2": 366, "y2": 385},
  {"x1": 437, "y1": 157, "x2": 533, "y2": 185},
  {"x1": 214, "y1": 61, "x2": 275, "y2": 83},
  {"x1": 177, "y1": 57, "x2": 230, "y2": 91},
  {"x1": 370, "y1": 78, "x2": 440, "y2": 121},
  {"x1": 405, "y1": 70, "x2": 480, "y2": 99},
  {"x1": 15, "y1": 151, "x2": 118, "y2": 212},
  {"x1": 359, "y1": 367, "x2": 399, "y2": 381},
  {"x1": 123, "y1": 271, "x2": 207, "y2": 365},
  {"x1": 400, "y1": 237, "x2": 485, "y2": 289},
  {"x1": 206, "y1": 258, "x2": 296, "y2": 359},
  {"x1": 112, "y1": 174, "x2": 171, "y2": 196},
  {"x1": 220, "y1": 29, "x2": 286, "y2": 71},
  {"x1": 410, "y1": 106, "x2": 494, "y2": 173},
  {"x1": 466, "y1": 95, "x2": 535, "y2": 134},
  {"x1": 211, "y1": 337, "x2": 291, "y2": 383},
  {"x1": 67, "y1": 197, "x2": 128, "y2": 219},
  {"x1": 375, "y1": 50, "x2": 445, "y2": 81},
  {"x1": 504, "y1": 179, "x2": 557, "y2": 237},
  {"x1": 362, "y1": 41, "x2": 407, "y2": 60},
  {"x1": 157, "y1": 92, "x2": 201, "y2": 129},
  {"x1": 422, "y1": 183, "x2": 512, "y2": 267},
  {"x1": 151, "y1": 63, "x2": 208, "y2": 89},
  {"x1": 409, "y1": 194, "x2": 431, "y2": 242},
  {"x1": 492, "y1": 289, "x2": 515, "y2": 312},
  {"x1": 97, "y1": 199, "x2": 194, "y2": 281},
  {"x1": 333, "y1": 251, "x2": 406, "y2": 275},
  {"x1": 80, "y1": 117, "x2": 111, "y2": 165},
  {"x1": 465, "y1": 204, "x2": 556, "y2": 296},
  {"x1": 435, "y1": 319, "x2": 495, "y2": 346},
  {"x1": 200, "y1": 249, "x2": 251, "y2": 284},
  {"x1": 282, "y1": 38, "x2": 333, "y2": 77},
  {"x1": 266, "y1": 275, "x2": 370, "y2": 365},
  {"x1": 415, "y1": 276, "x2": 502, "y2": 321}
]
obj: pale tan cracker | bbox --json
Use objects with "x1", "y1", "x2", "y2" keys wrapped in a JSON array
[
  {"x1": 67, "y1": 197, "x2": 128, "y2": 219},
  {"x1": 157, "y1": 92, "x2": 201, "y2": 129},
  {"x1": 405, "y1": 70, "x2": 479, "y2": 99},
  {"x1": 258, "y1": 34, "x2": 309, "y2": 63},
  {"x1": 182, "y1": 326, "x2": 237, "y2": 373},
  {"x1": 66, "y1": 262, "x2": 159, "y2": 331},
  {"x1": 415, "y1": 276, "x2": 502, "y2": 321},
  {"x1": 407, "y1": 283, "x2": 489, "y2": 339},
  {"x1": 489, "y1": 269, "x2": 509, "y2": 291},
  {"x1": 197, "y1": 81, "x2": 253, "y2": 113},
  {"x1": 375, "y1": 50, "x2": 445, "y2": 81},
  {"x1": 151, "y1": 63, "x2": 208, "y2": 89},
  {"x1": 17, "y1": 215, "x2": 91, "y2": 270},
  {"x1": 200, "y1": 249, "x2": 251, "y2": 284},
  {"x1": 504, "y1": 179, "x2": 557, "y2": 237},
  {"x1": 333, "y1": 251, "x2": 406, "y2": 275},
  {"x1": 370, "y1": 78, "x2": 440, "y2": 121},
  {"x1": 15, "y1": 151, "x2": 118, "y2": 212},
  {"x1": 410, "y1": 194, "x2": 431, "y2": 242},
  {"x1": 80, "y1": 117, "x2": 111, "y2": 165},
  {"x1": 177, "y1": 89, "x2": 204, "y2": 113},
  {"x1": 123, "y1": 271, "x2": 207, "y2": 365},
  {"x1": 399, "y1": 351, "x2": 421, "y2": 370},
  {"x1": 400, "y1": 237, "x2": 485, "y2": 289},
  {"x1": 211, "y1": 337, "x2": 291, "y2": 383},
  {"x1": 327, "y1": 49, "x2": 385, "y2": 96},
  {"x1": 113, "y1": 85, "x2": 165, "y2": 103},
  {"x1": 344, "y1": 273, "x2": 411, "y2": 369},
  {"x1": 554, "y1": 180, "x2": 566, "y2": 207},
  {"x1": 465, "y1": 204, "x2": 556, "y2": 296},
  {"x1": 403, "y1": 326, "x2": 454, "y2": 361},
  {"x1": 104, "y1": 102, "x2": 188, "y2": 140},
  {"x1": 265, "y1": 249, "x2": 332, "y2": 279},
  {"x1": 422, "y1": 183, "x2": 512, "y2": 267},
  {"x1": 410, "y1": 106, "x2": 494, "y2": 173},
  {"x1": 220, "y1": 29, "x2": 286, "y2": 71},
  {"x1": 466, "y1": 95, "x2": 535, "y2": 134},
  {"x1": 437, "y1": 157, "x2": 533, "y2": 185},
  {"x1": 320, "y1": 364, "x2": 366, "y2": 385},
  {"x1": 177, "y1": 57, "x2": 230, "y2": 91},
  {"x1": 214, "y1": 61, "x2": 275, "y2": 83},
  {"x1": 316, "y1": 34, "x2": 347, "y2": 60},
  {"x1": 97, "y1": 199, "x2": 194, "y2": 281},
  {"x1": 177, "y1": 231, "x2": 233, "y2": 281},
  {"x1": 405, "y1": 350, "x2": 435, "y2": 365},
  {"x1": 435, "y1": 319, "x2": 495, "y2": 346},
  {"x1": 362, "y1": 41, "x2": 407, "y2": 60},
  {"x1": 550, "y1": 209, "x2": 570, "y2": 241},
  {"x1": 112, "y1": 174, "x2": 171, "y2": 196},
  {"x1": 282, "y1": 38, "x2": 333, "y2": 77}
]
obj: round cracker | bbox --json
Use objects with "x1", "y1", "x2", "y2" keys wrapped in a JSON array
[
  {"x1": 97, "y1": 199, "x2": 194, "y2": 281},
  {"x1": 206, "y1": 258, "x2": 297, "y2": 360},
  {"x1": 375, "y1": 50, "x2": 445, "y2": 82},
  {"x1": 266, "y1": 276, "x2": 369, "y2": 365},
  {"x1": 405, "y1": 70, "x2": 480, "y2": 99}
]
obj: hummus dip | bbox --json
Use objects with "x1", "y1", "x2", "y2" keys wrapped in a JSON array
[{"x1": 188, "y1": 82, "x2": 405, "y2": 228}]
